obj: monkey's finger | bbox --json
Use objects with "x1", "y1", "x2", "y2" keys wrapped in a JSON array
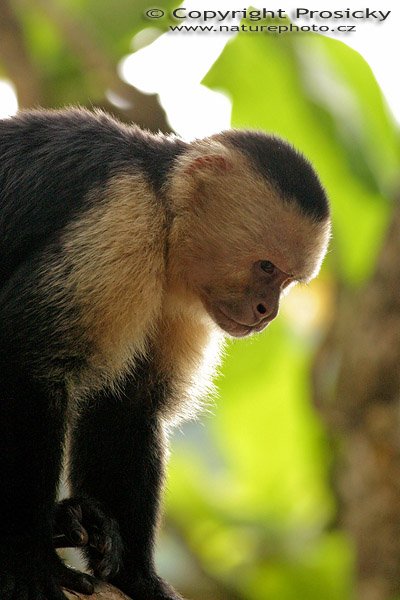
[
  {"x1": 55, "y1": 563, "x2": 96, "y2": 595},
  {"x1": 53, "y1": 524, "x2": 89, "y2": 548},
  {"x1": 68, "y1": 522, "x2": 89, "y2": 547},
  {"x1": 89, "y1": 525, "x2": 112, "y2": 553}
]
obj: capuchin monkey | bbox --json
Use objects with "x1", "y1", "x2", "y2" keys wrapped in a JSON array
[{"x1": 0, "y1": 108, "x2": 330, "y2": 600}]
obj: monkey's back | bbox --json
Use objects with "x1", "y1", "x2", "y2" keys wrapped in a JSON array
[{"x1": 0, "y1": 109, "x2": 139, "y2": 287}]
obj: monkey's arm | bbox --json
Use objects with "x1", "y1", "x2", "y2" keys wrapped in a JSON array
[
  {"x1": 69, "y1": 360, "x2": 183, "y2": 600},
  {"x1": 0, "y1": 257, "x2": 98, "y2": 600}
]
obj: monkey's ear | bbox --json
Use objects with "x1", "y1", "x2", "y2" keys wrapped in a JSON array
[{"x1": 185, "y1": 154, "x2": 231, "y2": 176}]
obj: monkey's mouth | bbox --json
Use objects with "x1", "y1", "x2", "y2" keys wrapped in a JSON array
[{"x1": 210, "y1": 305, "x2": 268, "y2": 338}]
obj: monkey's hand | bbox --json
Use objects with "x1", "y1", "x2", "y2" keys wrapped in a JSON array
[
  {"x1": 54, "y1": 497, "x2": 123, "y2": 580},
  {"x1": 0, "y1": 535, "x2": 95, "y2": 599}
]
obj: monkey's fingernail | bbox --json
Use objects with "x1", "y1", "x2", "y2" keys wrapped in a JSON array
[
  {"x1": 104, "y1": 537, "x2": 112, "y2": 553},
  {"x1": 98, "y1": 559, "x2": 113, "y2": 578}
]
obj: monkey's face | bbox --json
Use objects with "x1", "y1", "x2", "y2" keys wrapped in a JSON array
[
  {"x1": 170, "y1": 195, "x2": 330, "y2": 338},
  {"x1": 199, "y1": 259, "x2": 294, "y2": 338},
  {"x1": 172, "y1": 207, "x2": 330, "y2": 338},
  {"x1": 167, "y1": 140, "x2": 331, "y2": 338}
]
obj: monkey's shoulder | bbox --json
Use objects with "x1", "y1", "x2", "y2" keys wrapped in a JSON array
[
  {"x1": 0, "y1": 108, "x2": 186, "y2": 200},
  {"x1": 0, "y1": 108, "x2": 185, "y2": 288}
]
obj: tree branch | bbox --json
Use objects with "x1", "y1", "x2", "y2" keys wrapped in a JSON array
[
  {"x1": 0, "y1": 0, "x2": 43, "y2": 106},
  {"x1": 64, "y1": 582, "x2": 131, "y2": 600},
  {"x1": 21, "y1": 0, "x2": 172, "y2": 132}
]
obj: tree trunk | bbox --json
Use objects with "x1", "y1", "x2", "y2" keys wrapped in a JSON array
[{"x1": 313, "y1": 201, "x2": 400, "y2": 600}]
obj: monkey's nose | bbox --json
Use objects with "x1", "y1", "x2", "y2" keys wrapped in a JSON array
[
  {"x1": 254, "y1": 302, "x2": 278, "y2": 323},
  {"x1": 256, "y1": 303, "x2": 267, "y2": 316}
]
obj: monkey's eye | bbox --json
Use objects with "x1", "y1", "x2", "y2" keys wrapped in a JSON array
[{"x1": 260, "y1": 260, "x2": 276, "y2": 275}]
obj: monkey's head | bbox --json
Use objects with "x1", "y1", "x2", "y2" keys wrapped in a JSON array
[{"x1": 167, "y1": 130, "x2": 331, "y2": 338}]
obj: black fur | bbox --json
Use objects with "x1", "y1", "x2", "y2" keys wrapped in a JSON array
[
  {"x1": 219, "y1": 130, "x2": 329, "y2": 222},
  {"x1": 0, "y1": 361, "x2": 96, "y2": 597}
]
